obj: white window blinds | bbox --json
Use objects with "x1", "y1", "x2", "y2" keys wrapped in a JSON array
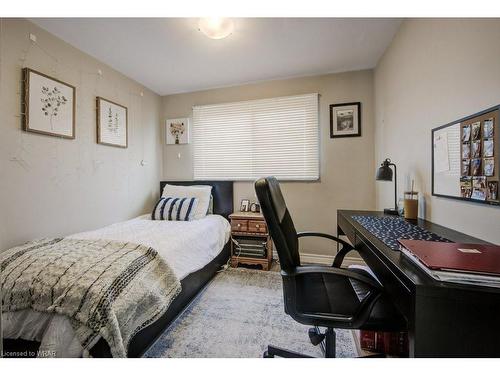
[{"x1": 192, "y1": 93, "x2": 319, "y2": 181}]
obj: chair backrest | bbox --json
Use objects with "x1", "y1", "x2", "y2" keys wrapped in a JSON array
[{"x1": 254, "y1": 177, "x2": 300, "y2": 271}]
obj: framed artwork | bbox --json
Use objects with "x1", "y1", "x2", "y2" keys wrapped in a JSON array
[
  {"x1": 330, "y1": 102, "x2": 361, "y2": 138},
  {"x1": 240, "y1": 199, "x2": 250, "y2": 212},
  {"x1": 96, "y1": 96, "x2": 128, "y2": 148},
  {"x1": 22, "y1": 68, "x2": 76, "y2": 139},
  {"x1": 166, "y1": 118, "x2": 190, "y2": 145}
]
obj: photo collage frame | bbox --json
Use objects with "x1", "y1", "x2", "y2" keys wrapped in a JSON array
[{"x1": 460, "y1": 110, "x2": 499, "y2": 203}]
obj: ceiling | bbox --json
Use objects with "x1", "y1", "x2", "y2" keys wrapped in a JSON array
[{"x1": 32, "y1": 18, "x2": 401, "y2": 96}]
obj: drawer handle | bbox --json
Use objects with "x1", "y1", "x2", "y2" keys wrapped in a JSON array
[
  {"x1": 237, "y1": 223, "x2": 241, "y2": 227},
  {"x1": 255, "y1": 224, "x2": 260, "y2": 228}
]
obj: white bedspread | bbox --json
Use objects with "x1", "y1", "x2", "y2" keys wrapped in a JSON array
[
  {"x1": 69, "y1": 214, "x2": 231, "y2": 280},
  {"x1": 2, "y1": 214, "x2": 231, "y2": 357}
]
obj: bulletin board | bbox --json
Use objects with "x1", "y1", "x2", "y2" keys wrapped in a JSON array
[{"x1": 432, "y1": 105, "x2": 499, "y2": 206}]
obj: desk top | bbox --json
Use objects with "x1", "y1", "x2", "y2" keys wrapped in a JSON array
[{"x1": 337, "y1": 210, "x2": 497, "y2": 293}]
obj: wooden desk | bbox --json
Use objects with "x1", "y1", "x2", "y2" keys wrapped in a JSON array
[{"x1": 337, "y1": 210, "x2": 500, "y2": 357}]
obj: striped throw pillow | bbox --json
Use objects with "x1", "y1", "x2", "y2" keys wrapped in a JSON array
[{"x1": 151, "y1": 197, "x2": 198, "y2": 221}]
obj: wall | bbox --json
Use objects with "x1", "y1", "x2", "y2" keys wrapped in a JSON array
[
  {"x1": 162, "y1": 70, "x2": 376, "y2": 257},
  {"x1": 0, "y1": 19, "x2": 162, "y2": 251},
  {"x1": 374, "y1": 19, "x2": 500, "y2": 244}
]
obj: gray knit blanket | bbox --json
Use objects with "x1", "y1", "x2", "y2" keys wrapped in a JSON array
[{"x1": 1, "y1": 238, "x2": 181, "y2": 357}]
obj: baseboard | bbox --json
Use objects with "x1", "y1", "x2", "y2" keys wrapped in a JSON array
[
  {"x1": 271, "y1": 234, "x2": 362, "y2": 266},
  {"x1": 299, "y1": 252, "x2": 365, "y2": 266}
]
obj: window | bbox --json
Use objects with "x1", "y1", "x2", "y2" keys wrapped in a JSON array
[{"x1": 192, "y1": 93, "x2": 319, "y2": 181}]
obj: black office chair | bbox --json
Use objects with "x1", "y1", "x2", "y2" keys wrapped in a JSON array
[{"x1": 255, "y1": 177, "x2": 406, "y2": 358}]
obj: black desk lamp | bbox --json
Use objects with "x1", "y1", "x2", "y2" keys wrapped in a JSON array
[{"x1": 376, "y1": 158, "x2": 398, "y2": 215}]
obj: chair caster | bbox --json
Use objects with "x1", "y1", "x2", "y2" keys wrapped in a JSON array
[
  {"x1": 263, "y1": 350, "x2": 274, "y2": 358},
  {"x1": 308, "y1": 327, "x2": 325, "y2": 346}
]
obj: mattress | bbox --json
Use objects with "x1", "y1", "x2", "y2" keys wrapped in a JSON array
[{"x1": 2, "y1": 214, "x2": 231, "y2": 357}]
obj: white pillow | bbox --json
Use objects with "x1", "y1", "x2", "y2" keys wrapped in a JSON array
[{"x1": 161, "y1": 184, "x2": 212, "y2": 220}]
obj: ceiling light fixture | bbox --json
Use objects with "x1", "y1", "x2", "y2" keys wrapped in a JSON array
[{"x1": 198, "y1": 18, "x2": 234, "y2": 40}]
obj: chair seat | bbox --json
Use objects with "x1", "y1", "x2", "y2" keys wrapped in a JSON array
[{"x1": 294, "y1": 266, "x2": 406, "y2": 331}]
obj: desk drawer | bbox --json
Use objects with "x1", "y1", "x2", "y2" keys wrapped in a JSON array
[
  {"x1": 248, "y1": 220, "x2": 267, "y2": 233},
  {"x1": 231, "y1": 219, "x2": 248, "y2": 232}
]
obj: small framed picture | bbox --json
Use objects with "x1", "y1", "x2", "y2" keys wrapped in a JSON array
[
  {"x1": 22, "y1": 68, "x2": 76, "y2": 139},
  {"x1": 460, "y1": 176, "x2": 472, "y2": 198},
  {"x1": 330, "y1": 102, "x2": 361, "y2": 138},
  {"x1": 471, "y1": 140, "x2": 481, "y2": 158},
  {"x1": 96, "y1": 97, "x2": 128, "y2": 148},
  {"x1": 471, "y1": 121, "x2": 481, "y2": 140},
  {"x1": 462, "y1": 143, "x2": 470, "y2": 159},
  {"x1": 484, "y1": 158, "x2": 495, "y2": 177},
  {"x1": 488, "y1": 181, "x2": 499, "y2": 201},
  {"x1": 461, "y1": 124, "x2": 471, "y2": 142},
  {"x1": 166, "y1": 118, "x2": 190, "y2": 145},
  {"x1": 484, "y1": 139, "x2": 494, "y2": 157},
  {"x1": 471, "y1": 176, "x2": 487, "y2": 201},
  {"x1": 240, "y1": 199, "x2": 250, "y2": 212},
  {"x1": 484, "y1": 118, "x2": 494, "y2": 138},
  {"x1": 471, "y1": 158, "x2": 482, "y2": 176},
  {"x1": 461, "y1": 159, "x2": 470, "y2": 176}
]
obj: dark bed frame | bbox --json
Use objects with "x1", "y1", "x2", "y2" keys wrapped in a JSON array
[{"x1": 3, "y1": 180, "x2": 233, "y2": 358}]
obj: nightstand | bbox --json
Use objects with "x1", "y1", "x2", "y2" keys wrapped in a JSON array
[{"x1": 229, "y1": 211, "x2": 273, "y2": 271}]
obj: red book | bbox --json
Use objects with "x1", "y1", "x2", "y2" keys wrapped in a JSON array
[
  {"x1": 383, "y1": 332, "x2": 409, "y2": 356},
  {"x1": 359, "y1": 330, "x2": 408, "y2": 357},
  {"x1": 398, "y1": 240, "x2": 500, "y2": 276},
  {"x1": 360, "y1": 330, "x2": 376, "y2": 351}
]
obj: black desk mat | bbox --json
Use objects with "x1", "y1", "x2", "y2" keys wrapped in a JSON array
[{"x1": 352, "y1": 215, "x2": 451, "y2": 251}]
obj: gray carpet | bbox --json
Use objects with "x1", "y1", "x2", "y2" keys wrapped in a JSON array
[{"x1": 144, "y1": 267, "x2": 358, "y2": 358}]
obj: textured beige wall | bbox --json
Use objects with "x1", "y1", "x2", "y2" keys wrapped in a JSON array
[
  {"x1": 162, "y1": 70, "x2": 376, "y2": 256},
  {"x1": 0, "y1": 19, "x2": 162, "y2": 251},
  {"x1": 374, "y1": 19, "x2": 500, "y2": 244}
]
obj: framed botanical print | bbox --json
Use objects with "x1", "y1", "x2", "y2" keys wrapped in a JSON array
[
  {"x1": 96, "y1": 97, "x2": 128, "y2": 148},
  {"x1": 330, "y1": 102, "x2": 361, "y2": 138},
  {"x1": 165, "y1": 118, "x2": 190, "y2": 145},
  {"x1": 22, "y1": 68, "x2": 76, "y2": 139}
]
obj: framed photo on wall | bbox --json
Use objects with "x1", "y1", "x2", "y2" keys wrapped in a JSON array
[
  {"x1": 165, "y1": 118, "x2": 190, "y2": 145},
  {"x1": 330, "y1": 102, "x2": 361, "y2": 138},
  {"x1": 96, "y1": 96, "x2": 128, "y2": 148},
  {"x1": 22, "y1": 68, "x2": 76, "y2": 139}
]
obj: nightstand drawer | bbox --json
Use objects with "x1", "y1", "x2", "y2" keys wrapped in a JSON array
[
  {"x1": 248, "y1": 220, "x2": 267, "y2": 233},
  {"x1": 231, "y1": 219, "x2": 248, "y2": 232}
]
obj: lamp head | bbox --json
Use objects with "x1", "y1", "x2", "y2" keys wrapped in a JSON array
[{"x1": 376, "y1": 158, "x2": 394, "y2": 181}]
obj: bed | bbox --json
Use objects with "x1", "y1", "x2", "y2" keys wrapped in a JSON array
[{"x1": 2, "y1": 180, "x2": 233, "y2": 358}]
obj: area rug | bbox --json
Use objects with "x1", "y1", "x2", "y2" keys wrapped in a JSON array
[{"x1": 144, "y1": 267, "x2": 358, "y2": 358}]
